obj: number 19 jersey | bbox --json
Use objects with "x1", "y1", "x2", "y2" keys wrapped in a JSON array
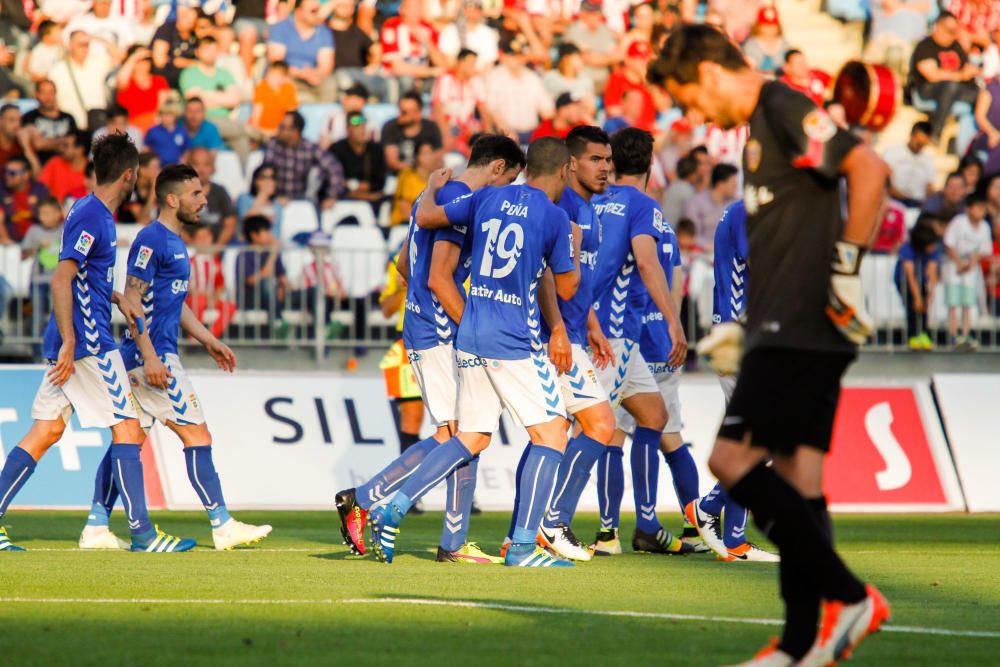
[{"x1": 443, "y1": 184, "x2": 574, "y2": 360}]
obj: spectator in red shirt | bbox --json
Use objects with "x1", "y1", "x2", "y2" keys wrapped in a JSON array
[
  {"x1": 0, "y1": 156, "x2": 50, "y2": 244},
  {"x1": 115, "y1": 45, "x2": 169, "y2": 133},
  {"x1": 0, "y1": 104, "x2": 31, "y2": 174},
  {"x1": 530, "y1": 92, "x2": 584, "y2": 140},
  {"x1": 604, "y1": 40, "x2": 661, "y2": 132},
  {"x1": 187, "y1": 224, "x2": 237, "y2": 339},
  {"x1": 779, "y1": 49, "x2": 829, "y2": 107},
  {"x1": 948, "y1": 0, "x2": 1000, "y2": 50},
  {"x1": 38, "y1": 130, "x2": 90, "y2": 205},
  {"x1": 380, "y1": 0, "x2": 444, "y2": 85},
  {"x1": 871, "y1": 197, "x2": 907, "y2": 254},
  {"x1": 432, "y1": 48, "x2": 492, "y2": 156}
]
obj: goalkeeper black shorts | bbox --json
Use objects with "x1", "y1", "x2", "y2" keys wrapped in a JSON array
[{"x1": 718, "y1": 347, "x2": 854, "y2": 455}]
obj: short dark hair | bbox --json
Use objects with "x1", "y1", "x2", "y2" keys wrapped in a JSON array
[
  {"x1": 945, "y1": 171, "x2": 965, "y2": 184},
  {"x1": 676, "y1": 218, "x2": 696, "y2": 236},
  {"x1": 565, "y1": 125, "x2": 610, "y2": 158},
  {"x1": 106, "y1": 104, "x2": 128, "y2": 121},
  {"x1": 284, "y1": 110, "x2": 305, "y2": 133},
  {"x1": 909, "y1": 215, "x2": 939, "y2": 249},
  {"x1": 526, "y1": 136, "x2": 570, "y2": 177},
  {"x1": 243, "y1": 215, "x2": 272, "y2": 240},
  {"x1": 5, "y1": 155, "x2": 30, "y2": 171},
  {"x1": 610, "y1": 127, "x2": 653, "y2": 176},
  {"x1": 155, "y1": 164, "x2": 200, "y2": 203},
  {"x1": 967, "y1": 190, "x2": 988, "y2": 207},
  {"x1": 196, "y1": 35, "x2": 217, "y2": 48},
  {"x1": 0, "y1": 103, "x2": 18, "y2": 117},
  {"x1": 711, "y1": 163, "x2": 739, "y2": 187},
  {"x1": 689, "y1": 145, "x2": 709, "y2": 159},
  {"x1": 911, "y1": 121, "x2": 933, "y2": 137},
  {"x1": 138, "y1": 150, "x2": 159, "y2": 168},
  {"x1": 91, "y1": 132, "x2": 138, "y2": 185},
  {"x1": 38, "y1": 19, "x2": 58, "y2": 38},
  {"x1": 676, "y1": 155, "x2": 699, "y2": 180},
  {"x1": 648, "y1": 23, "x2": 747, "y2": 87},
  {"x1": 468, "y1": 133, "x2": 525, "y2": 171},
  {"x1": 935, "y1": 10, "x2": 957, "y2": 24},
  {"x1": 400, "y1": 90, "x2": 423, "y2": 109},
  {"x1": 186, "y1": 96, "x2": 205, "y2": 108},
  {"x1": 69, "y1": 129, "x2": 92, "y2": 154},
  {"x1": 269, "y1": 60, "x2": 289, "y2": 73},
  {"x1": 457, "y1": 48, "x2": 478, "y2": 61},
  {"x1": 37, "y1": 195, "x2": 61, "y2": 210},
  {"x1": 784, "y1": 48, "x2": 803, "y2": 63}
]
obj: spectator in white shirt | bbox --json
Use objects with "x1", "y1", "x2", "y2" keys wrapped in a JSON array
[
  {"x1": 883, "y1": 121, "x2": 938, "y2": 207},
  {"x1": 943, "y1": 192, "x2": 993, "y2": 349},
  {"x1": 484, "y1": 35, "x2": 553, "y2": 143},
  {"x1": 438, "y1": 0, "x2": 499, "y2": 72},
  {"x1": 48, "y1": 31, "x2": 112, "y2": 130},
  {"x1": 65, "y1": 0, "x2": 135, "y2": 65},
  {"x1": 26, "y1": 21, "x2": 65, "y2": 84},
  {"x1": 542, "y1": 44, "x2": 596, "y2": 120}
]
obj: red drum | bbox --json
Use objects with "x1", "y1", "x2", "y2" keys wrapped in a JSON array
[{"x1": 833, "y1": 61, "x2": 899, "y2": 132}]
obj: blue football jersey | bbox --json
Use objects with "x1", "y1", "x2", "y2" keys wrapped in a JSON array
[
  {"x1": 636, "y1": 225, "x2": 682, "y2": 364},
  {"x1": 712, "y1": 200, "x2": 749, "y2": 324},
  {"x1": 539, "y1": 186, "x2": 601, "y2": 346},
  {"x1": 402, "y1": 180, "x2": 472, "y2": 351},
  {"x1": 591, "y1": 184, "x2": 665, "y2": 341},
  {"x1": 445, "y1": 184, "x2": 574, "y2": 360},
  {"x1": 42, "y1": 195, "x2": 119, "y2": 360},
  {"x1": 120, "y1": 221, "x2": 191, "y2": 369}
]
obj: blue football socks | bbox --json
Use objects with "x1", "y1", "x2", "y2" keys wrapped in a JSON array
[
  {"x1": 390, "y1": 436, "x2": 474, "y2": 516},
  {"x1": 723, "y1": 494, "x2": 750, "y2": 549},
  {"x1": 506, "y1": 442, "x2": 531, "y2": 540},
  {"x1": 543, "y1": 434, "x2": 605, "y2": 529},
  {"x1": 699, "y1": 482, "x2": 725, "y2": 516},
  {"x1": 631, "y1": 427, "x2": 662, "y2": 533},
  {"x1": 356, "y1": 436, "x2": 438, "y2": 510},
  {"x1": 184, "y1": 445, "x2": 232, "y2": 528},
  {"x1": 111, "y1": 444, "x2": 154, "y2": 537},
  {"x1": 86, "y1": 447, "x2": 118, "y2": 527},
  {"x1": 0, "y1": 447, "x2": 36, "y2": 522},
  {"x1": 597, "y1": 445, "x2": 624, "y2": 530},
  {"x1": 510, "y1": 444, "x2": 562, "y2": 545},
  {"x1": 440, "y1": 456, "x2": 479, "y2": 553},
  {"x1": 663, "y1": 444, "x2": 699, "y2": 511}
]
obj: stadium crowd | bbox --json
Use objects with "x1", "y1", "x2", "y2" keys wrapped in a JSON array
[{"x1": 0, "y1": 0, "x2": 999, "y2": 351}]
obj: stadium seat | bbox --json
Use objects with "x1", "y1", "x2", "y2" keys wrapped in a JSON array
[
  {"x1": 321, "y1": 200, "x2": 378, "y2": 232},
  {"x1": 444, "y1": 152, "x2": 466, "y2": 174},
  {"x1": 280, "y1": 200, "x2": 321, "y2": 243},
  {"x1": 0, "y1": 245, "x2": 33, "y2": 299},
  {"x1": 364, "y1": 103, "x2": 399, "y2": 133},
  {"x1": 299, "y1": 103, "x2": 338, "y2": 143},
  {"x1": 386, "y1": 224, "x2": 408, "y2": 253},
  {"x1": 378, "y1": 199, "x2": 392, "y2": 227},
  {"x1": 214, "y1": 151, "x2": 247, "y2": 201},
  {"x1": 330, "y1": 225, "x2": 387, "y2": 298},
  {"x1": 245, "y1": 150, "x2": 264, "y2": 181},
  {"x1": 383, "y1": 174, "x2": 397, "y2": 195},
  {"x1": 10, "y1": 99, "x2": 38, "y2": 115},
  {"x1": 861, "y1": 254, "x2": 906, "y2": 329}
]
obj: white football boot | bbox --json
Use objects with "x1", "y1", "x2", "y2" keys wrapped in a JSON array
[
  {"x1": 79, "y1": 525, "x2": 130, "y2": 550},
  {"x1": 212, "y1": 519, "x2": 273, "y2": 551},
  {"x1": 538, "y1": 523, "x2": 593, "y2": 562}
]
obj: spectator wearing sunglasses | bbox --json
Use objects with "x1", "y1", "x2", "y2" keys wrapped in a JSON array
[{"x1": 0, "y1": 156, "x2": 50, "y2": 245}]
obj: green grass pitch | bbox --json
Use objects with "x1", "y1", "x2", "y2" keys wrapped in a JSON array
[{"x1": 0, "y1": 511, "x2": 998, "y2": 666}]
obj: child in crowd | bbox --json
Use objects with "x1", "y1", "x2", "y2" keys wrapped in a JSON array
[
  {"x1": 943, "y1": 192, "x2": 992, "y2": 350},
  {"x1": 237, "y1": 215, "x2": 287, "y2": 336},
  {"x1": 187, "y1": 225, "x2": 236, "y2": 339},
  {"x1": 144, "y1": 93, "x2": 189, "y2": 166},
  {"x1": 25, "y1": 21, "x2": 64, "y2": 83},
  {"x1": 20, "y1": 196, "x2": 64, "y2": 324},
  {"x1": 251, "y1": 61, "x2": 299, "y2": 137},
  {"x1": 894, "y1": 214, "x2": 942, "y2": 350}
]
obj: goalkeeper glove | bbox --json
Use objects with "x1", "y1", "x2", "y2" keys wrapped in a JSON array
[
  {"x1": 696, "y1": 322, "x2": 744, "y2": 376},
  {"x1": 826, "y1": 240, "x2": 873, "y2": 345}
]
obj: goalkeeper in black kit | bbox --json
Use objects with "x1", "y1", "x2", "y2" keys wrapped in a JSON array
[{"x1": 649, "y1": 24, "x2": 891, "y2": 667}]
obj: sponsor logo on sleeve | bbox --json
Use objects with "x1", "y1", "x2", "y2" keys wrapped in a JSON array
[
  {"x1": 74, "y1": 231, "x2": 95, "y2": 256},
  {"x1": 134, "y1": 245, "x2": 153, "y2": 269},
  {"x1": 802, "y1": 109, "x2": 837, "y2": 143},
  {"x1": 653, "y1": 209, "x2": 665, "y2": 232}
]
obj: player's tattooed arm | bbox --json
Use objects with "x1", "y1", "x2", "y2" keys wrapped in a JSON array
[{"x1": 123, "y1": 275, "x2": 171, "y2": 389}]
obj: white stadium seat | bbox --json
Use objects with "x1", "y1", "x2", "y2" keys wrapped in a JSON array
[
  {"x1": 330, "y1": 225, "x2": 387, "y2": 298},
  {"x1": 386, "y1": 224, "x2": 408, "y2": 253},
  {"x1": 214, "y1": 151, "x2": 247, "y2": 201},
  {"x1": 321, "y1": 200, "x2": 377, "y2": 232},
  {"x1": 299, "y1": 103, "x2": 338, "y2": 143},
  {"x1": 280, "y1": 200, "x2": 321, "y2": 243}
]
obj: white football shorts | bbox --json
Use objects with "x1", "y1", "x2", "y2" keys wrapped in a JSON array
[
  {"x1": 593, "y1": 338, "x2": 659, "y2": 409},
  {"x1": 560, "y1": 344, "x2": 608, "y2": 414},
  {"x1": 616, "y1": 363, "x2": 683, "y2": 434},
  {"x1": 127, "y1": 353, "x2": 206, "y2": 429},
  {"x1": 408, "y1": 343, "x2": 459, "y2": 426},
  {"x1": 32, "y1": 350, "x2": 139, "y2": 428},
  {"x1": 456, "y1": 349, "x2": 567, "y2": 433}
]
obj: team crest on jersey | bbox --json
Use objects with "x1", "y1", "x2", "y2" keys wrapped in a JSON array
[
  {"x1": 134, "y1": 245, "x2": 153, "y2": 269},
  {"x1": 653, "y1": 209, "x2": 665, "y2": 232},
  {"x1": 74, "y1": 231, "x2": 95, "y2": 256},
  {"x1": 745, "y1": 139, "x2": 762, "y2": 173},
  {"x1": 802, "y1": 109, "x2": 837, "y2": 143}
]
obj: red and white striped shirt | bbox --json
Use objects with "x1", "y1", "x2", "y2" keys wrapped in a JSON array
[
  {"x1": 189, "y1": 253, "x2": 225, "y2": 295},
  {"x1": 300, "y1": 258, "x2": 345, "y2": 294}
]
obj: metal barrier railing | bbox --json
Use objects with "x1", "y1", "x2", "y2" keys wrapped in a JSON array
[{"x1": 3, "y1": 245, "x2": 1000, "y2": 358}]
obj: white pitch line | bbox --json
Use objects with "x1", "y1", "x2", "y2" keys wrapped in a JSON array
[{"x1": 1, "y1": 597, "x2": 997, "y2": 640}]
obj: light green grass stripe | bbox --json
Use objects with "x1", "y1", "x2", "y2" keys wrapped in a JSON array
[{"x1": 2, "y1": 597, "x2": 998, "y2": 640}]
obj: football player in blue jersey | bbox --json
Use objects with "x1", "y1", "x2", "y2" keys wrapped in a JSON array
[
  {"x1": 335, "y1": 135, "x2": 525, "y2": 563},
  {"x1": 368, "y1": 137, "x2": 580, "y2": 567},
  {"x1": 613, "y1": 213, "x2": 709, "y2": 554},
  {"x1": 78, "y1": 164, "x2": 273, "y2": 552},
  {"x1": 683, "y1": 201, "x2": 778, "y2": 563},
  {"x1": 587, "y1": 127, "x2": 692, "y2": 556},
  {"x1": 500, "y1": 126, "x2": 617, "y2": 562},
  {"x1": 0, "y1": 134, "x2": 196, "y2": 553}
]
